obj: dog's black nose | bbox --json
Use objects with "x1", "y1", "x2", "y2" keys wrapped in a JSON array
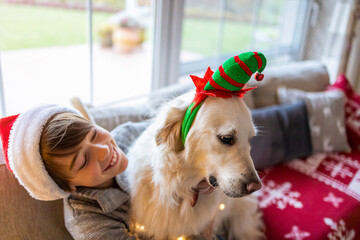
[{"x1": 209, "y1": 176, "x2": 218, "y2": 187}]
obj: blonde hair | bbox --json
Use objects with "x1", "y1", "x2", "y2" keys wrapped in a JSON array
[{"x1": 40, "y1": 112, "x2": 93, "y2": 191}]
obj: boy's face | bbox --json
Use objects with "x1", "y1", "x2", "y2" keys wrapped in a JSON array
[{"x1": 55, "y1": 125, "x2": 128, "y2": 190}]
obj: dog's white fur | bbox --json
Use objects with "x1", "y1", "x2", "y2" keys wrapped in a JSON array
[{"x1": 126, "y1": 91, "x2": 264, "y2": 240}]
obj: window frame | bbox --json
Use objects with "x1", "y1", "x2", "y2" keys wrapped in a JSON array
[
  {"x1": 0, "y1": 53, "x2": 6, "y2": 117},
  {"x1": 151, "y1": 0, "x2": 185, "y2": 89}
]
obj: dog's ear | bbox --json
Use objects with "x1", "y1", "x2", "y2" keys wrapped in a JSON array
[
  {"x1": 155, "y1": 92, "x2": 194, "y2": 151},
  {"x1": 155, "y1": 105, "x2": 186, "y2": 152}
]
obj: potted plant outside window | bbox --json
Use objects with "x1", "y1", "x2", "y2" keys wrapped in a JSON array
[{"x1": 112, "y1": 16, "x2": 145, "y2": 53}]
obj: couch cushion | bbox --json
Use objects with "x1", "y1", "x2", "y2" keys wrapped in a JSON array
[
  {"x1": 327, "y1": 74, "x2": 360, "y2": 150},
  {"x1": 250, "y1": 60, "x2": 330, "y2": 108},
  {"x1": 259, "y1": 151, "x2": 360, "y2": 239},
  {"x1": 0, "y1": 164, "x2": 73, "y2": 239},
  {"x1": 277, "y1": 87, "x2": 350, "y2": 153},
  {"x1": 251, "y1": 101, "x2": 312, "y2": 169}
]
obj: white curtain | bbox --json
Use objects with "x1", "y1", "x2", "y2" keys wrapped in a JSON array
[
  {"x1": 320, "y1": 0, "x2": 356, "y2": 83},
  {"x1": 346, "y1": 9, "x2": 360, "y2": 92}
]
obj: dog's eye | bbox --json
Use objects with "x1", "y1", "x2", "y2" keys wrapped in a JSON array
[{"x1": 218, "y1": 135, "x2": 234, "y2": 145}]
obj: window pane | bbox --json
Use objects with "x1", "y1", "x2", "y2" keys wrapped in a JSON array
[
  {"x1": 220, "y1": 1, "x2": 254, "y2": 54},
  {"x1": 0, "y1": 2, "x2": 89, "y2": 115},
  {"x1": 0, "y1": 0, "x2": 154, "y2": 114},
  {"x1": 180, "y1": 0, "x2": 222, "y2": 60},
  {"x1": 91, "y1": 0, "x2": 153, "y2": 106}
]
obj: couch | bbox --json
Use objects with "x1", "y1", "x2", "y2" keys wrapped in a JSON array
[{"x1": 1, "y1": 60, "x2": 359, "y2": 239}]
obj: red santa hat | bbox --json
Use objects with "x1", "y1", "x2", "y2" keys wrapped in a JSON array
[{"x1": 0, "y1": 104, "x2": 81, "y2": 201}]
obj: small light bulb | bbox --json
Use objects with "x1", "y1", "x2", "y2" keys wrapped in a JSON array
[
  {"x1": 177, "y1": 236, "x2": 185, "y2": 240},
  {"x1": 219, "y1": 203, "x2": 225, "y2": 210},
  {"x1": 140, "y1": 226, "x2": 145, "y2": 231}
]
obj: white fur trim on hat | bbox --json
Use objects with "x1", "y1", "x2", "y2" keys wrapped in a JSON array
[{"x1": 8, "y1": 104, "x2": 81, "y2": 201}]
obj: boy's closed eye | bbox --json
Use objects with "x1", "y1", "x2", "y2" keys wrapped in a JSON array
[
  {"x1": 78, "y1": 129, "x2": 97, "y2": 171},
  {"x1": 79, "y1": 155, "x2": 88, "y2": 170},
  {"x1": 91, "y1": 128, "x2": 97, "y2": 142}
]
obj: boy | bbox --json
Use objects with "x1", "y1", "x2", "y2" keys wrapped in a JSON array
[{"x1": 0, "y1": 104, "x2": 214, "y2": 240}]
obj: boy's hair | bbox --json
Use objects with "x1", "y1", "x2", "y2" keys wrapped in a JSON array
[{"x1": 40, "y1": 112, "x2": 93, "y2": 192}]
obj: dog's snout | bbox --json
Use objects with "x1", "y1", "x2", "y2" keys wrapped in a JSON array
[
  {"x1": 246, "y1": 181, "x2": 262, "y2": 193},
  {"x1": 209, "y1": 175, "x2": 218, "y2": 187}
]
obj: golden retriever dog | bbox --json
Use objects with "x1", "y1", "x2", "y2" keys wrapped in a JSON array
[{"x1": 126, "y1": 90, "x2": 264, "y2": 240}]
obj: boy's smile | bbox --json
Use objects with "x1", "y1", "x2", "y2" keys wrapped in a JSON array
[{"x1": 103, "y1": 146, "x2": 119, "y2": 172}]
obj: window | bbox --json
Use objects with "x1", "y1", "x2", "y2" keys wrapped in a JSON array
[{"x1": 0, "y1": 0, "x2": 154, "y2": 115}]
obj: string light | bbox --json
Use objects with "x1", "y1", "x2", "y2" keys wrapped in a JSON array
[
  {"x1": 219, "y1": 203, "x2": 225, "y2": 210},
  {"x1": 177, "y1": 236, "x2": 185, "y2": 240},
  {"x1": 135, "y1": 223, "x2": 145, "y2": 231}
]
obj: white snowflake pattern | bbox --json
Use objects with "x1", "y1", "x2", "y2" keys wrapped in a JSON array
[
  {"x1": 354, "y1": 107, "x2": 360, "y2": 117},
  {"x1": 356, "y1": 174, "x2": 360, "y2": 183},
  {"x1": 323, "y1": 106, "x2": 332, "y2": 118},
  {"x1": 310, "y1": 117, "x2": 321, "y2": 136},
  {"x1": 259, "y1": 180, "x2": 303, "y2": 210},
  {"x1": 324, "y1": 218, "x2": 355, "y2": 240},
  {"x1": 322, "y1": 160, "x2": 354, "y2": 178},
  {"x1": 284, "y1": 226, "x2": 310, "y2": 240},
  {"x1": 347, "y1": 113, "x2": 360, "y2": 130},
  {"x1": 336, "y1": 118, "x2": 346, "y2": 136},
  {"x1": 323, "y1": 136, "x2": 334, "y2": 152},
  {"x1": 323, "y1": 192, "x2": 343, "y2": 208},
  {"x1": 345, "y1": 104, "x2": 353, "y2": 114}
]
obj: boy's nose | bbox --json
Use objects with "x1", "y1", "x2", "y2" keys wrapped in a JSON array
[{"x1": 94, "y1": 144, "x2": 109, "y2": 161}]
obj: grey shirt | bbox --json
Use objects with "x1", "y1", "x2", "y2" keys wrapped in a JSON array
[{"x1": 64, "y1": 174, "x2": 146, "y2": 240}]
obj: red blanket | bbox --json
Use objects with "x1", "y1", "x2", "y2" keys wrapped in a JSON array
[{"x1": 259, "y1": 151, "x2": 360, "y2": 239}]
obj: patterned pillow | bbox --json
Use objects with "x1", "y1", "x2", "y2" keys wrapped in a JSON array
[
  {"x1": 277, "y1": 87, "x2": 350, "y2": 153},
  {"x1": 327, "y1": 74, "x2": 360, "y2": 150}
]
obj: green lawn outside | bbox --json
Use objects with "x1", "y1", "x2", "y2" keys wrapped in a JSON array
[
  {"x1": 181, "y1": 18, "x2": 252, "y2": 56},
  {"x1": 0, "y1": 3, "x2": 275, "y2": 56},
  {"x1": 0, "y1": 3, "x2": 113, "y2": 50}
]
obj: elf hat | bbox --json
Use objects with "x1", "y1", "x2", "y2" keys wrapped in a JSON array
[
  {"x1": 0, "y1": 104, "x2": 81, "y2": 201},
  {"x1": 181, "y1": 51, "x2": 267, "y2": 144}
]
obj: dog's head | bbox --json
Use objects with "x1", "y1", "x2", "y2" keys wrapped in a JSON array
[{"x1": 155, "y1": 93, "x2": 261, "y2": 199}]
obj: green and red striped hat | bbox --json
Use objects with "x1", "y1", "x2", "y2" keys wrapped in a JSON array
[{"x1": 181, "y1": 51, "x2": 267, "y2": 144}]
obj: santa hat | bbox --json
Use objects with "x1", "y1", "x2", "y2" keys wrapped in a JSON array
[
  {"x1": 181, "y1": 51, "x2": 267, "y2": 144},
  {"x1": 0, "y1": 105, "x2": 81, "y2": 201}
]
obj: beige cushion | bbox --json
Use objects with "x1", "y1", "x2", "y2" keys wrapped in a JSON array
[
  {"x1": 0, "y1": 164, "x2": 73, "y2": 239},
  {"x1": 249, "y1": 60, "x2": 330, "y2": 108},
  {"x1": 277, "y1": 87, "x2": 350, "y2": 153}
]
